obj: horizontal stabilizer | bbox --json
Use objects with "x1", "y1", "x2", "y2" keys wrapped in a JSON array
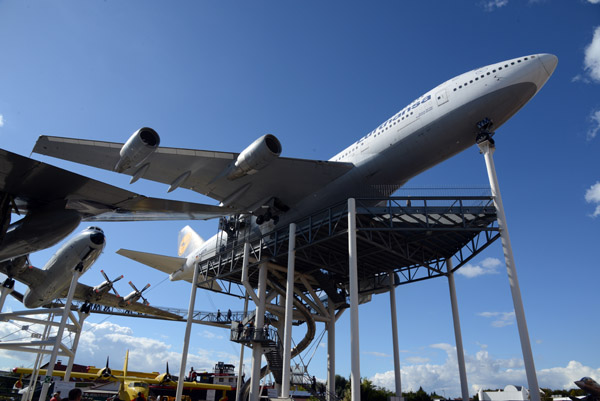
[{"x1": 117, "y1": 249, "x2": 186, "y2": 275}]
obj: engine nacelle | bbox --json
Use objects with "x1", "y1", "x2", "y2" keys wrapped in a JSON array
[
  {"x1": 114, "y1": 127, "x2": 160, "y2": 173},
  {"x1": 226, "y1": 134, "x2": 282, "y2": 180}
]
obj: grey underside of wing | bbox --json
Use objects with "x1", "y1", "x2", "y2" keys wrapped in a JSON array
[
  {"x1": 0, "y1": 148, "x2": 232, "y2": 220},
  {"x1": 71, "y1": 283, "x2": 182, "y2": 320},
  {"x1": 0, "y1": 265, "x2": 46, "y2": 288},
  {"x1": 34, "y1": 136, "x2": 354, "y2": 211}
]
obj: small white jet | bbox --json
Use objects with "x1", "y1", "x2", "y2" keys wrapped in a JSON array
[{"x1": 33, "y1": 53, "x2": 558, "y2": 285}]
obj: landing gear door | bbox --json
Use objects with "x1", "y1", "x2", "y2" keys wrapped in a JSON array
[{"x1": 436, "y1": 89, "x2": 448, "y2": 106}]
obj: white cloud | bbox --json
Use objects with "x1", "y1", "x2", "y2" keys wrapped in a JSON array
[
  {"x1": 483, "y1": 0, "x2": 509, "y2": 11},
  {"x1": 456, "y1": 257, "x2": 502, "y2": 278},
  {"x1": 583, "y1": 26, "x2": 600, "y2": 83},
  {"x1": 588, "y1": 0, "x2": 600, "y2": 5},
  {"x1": 478, "y1": 311, "x2": 516, "y2": 327},
  {"x1": 406, "y1": 357, "x2": 430, "y2": 364},
  {"x1": 364, "y1": 351, "x2": 391, "y2": 357},
  {"x1": 0, "y1": 114, "x2": 4, "y2": 127},
  {"x1": 370, "y1": 344, "x2": 600, "y2": 397},
  {"x1": 200, "y1": 330, "x2": 224, "y2": 340},
  {"x1": 588, "y1": 109, "x2": 600, "y2": 140},
  {"x1": 585, "y1": 182, "x2": 600, "y2": 217}
]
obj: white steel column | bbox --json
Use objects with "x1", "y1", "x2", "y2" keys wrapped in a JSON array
[
  {"x1": 24, "y1": 313, "x2": 54, "y2": 401},
  {"x1": 249, "y1": 262, "x2": 268, "y2": 401},
  {"x1": 327, "y1": 298, "x2": 336, "y2": 401},
  {"x1": 235, "y1": 292, "x2": 249, "y2": 401},
  {"x1": 63, "y1": 310, "x2": 90, "y2": 382},
  {"x1": 348, "y1": 198, "x2": 361, "y2": 401},
  {"x1": 39, "y1": 270, "x2": 82, "y2": 401},
  {"x1": 478, "y1": 139, "x2": 540, "y2": 401},
  {"x1": 446, "y1": 258, "x2": 469, "y2": 401},
  {"x1": 176, "y1": 262, "x2": 200, "y2": 401},
  {"x1": 388, "y1": 273, "x2": 403, "y2": 399},
  {"x1": 281, "y1": 223, "x2": 296, "y2": 398}
]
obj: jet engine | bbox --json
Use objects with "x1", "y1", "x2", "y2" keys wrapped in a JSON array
[
  {"x1": 225, "y1": 134, "x2": 282, "y2": 180},
  {"x1": 114, "y1": 127, "x2": 160, "y2": 173}
]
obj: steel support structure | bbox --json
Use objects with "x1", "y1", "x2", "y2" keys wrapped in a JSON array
[
  {"x1": 446, "y1": 258, "x2": 469, "y2": 401},
  {"x1": 478, "y1": 139, "x2": 540, "y2": 401},
  {"x1": 235, "y1": 292, "x2": 249, "y2": 401},
  {"x1": 327, "y1": 298, "x2": 336, "y2": 401},
  {"x1": 249, "y1": 262, "x2": 268, "y2": 401},
  {"x1": 281, "y1": 223, "x2": 296, "y2": 398},
  {"x1": 176, "y1": 262, "x2": 201, "y2": 401},
  {"x1": 389, "y1": 273, "x2": 403, "y2": 399},
  {"x1": 39, "y1": 270, "x2": 82, "y2": 401},
  {"x1": 348, "y1": 198, "x2": 361, "y2": 401}
]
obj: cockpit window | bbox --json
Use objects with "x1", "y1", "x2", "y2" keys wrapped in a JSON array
[
  {"x1": 87, "y1": 226, "x2": 104, "y2": 233},
  {"x1": 129, "y1": 382, "x2": 149, "y2": 388}
]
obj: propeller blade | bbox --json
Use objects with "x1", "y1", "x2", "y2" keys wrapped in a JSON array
[
  {"x1": 128, "y1": 281, "x2": 139, "y2": 292},
  {"x1": 100, "y1": 270, "x2": 110, "y2": 282},
  {"x1": 111, "y1": 275, "x2": 124, "y2": 284},
  {"x1": 141, "y1": 283, "x2": 151, "y2": 293}
]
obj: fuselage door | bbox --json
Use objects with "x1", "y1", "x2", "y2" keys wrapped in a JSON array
[{"x1": 436, "y1": 89, "x2": 448, "y2": 106}]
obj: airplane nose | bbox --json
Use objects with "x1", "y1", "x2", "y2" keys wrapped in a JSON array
[
  {"x1": 538, "y1": 53, "x2": 558, "y2": 76},
  {"x1": 90, "y1": 231, "x2": 105, "y2": 245}
]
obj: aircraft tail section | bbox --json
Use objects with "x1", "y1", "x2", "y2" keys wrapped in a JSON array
[
  {"x1": 117, "y1": 249, "x2": 186, "y2": 275},
  {"x1": 177, "y1": 225, "x2": 204, "y2": 257}
]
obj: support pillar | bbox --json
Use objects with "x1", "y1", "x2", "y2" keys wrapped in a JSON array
[
  {"x1": 64, "y1": 309, "x2": 90, "y2": 382},
  {"x1": 39, "y1": 270, "x2": 82, "y2": 401},
  {"x1": 327, "y1": 298, "x2": 336, "y2": 401},
  {"x1": 388, "y1": 273, "x2": 403, "y2": 399},
  {"x1": 24, "y1": 313, "x2": 54, "y2": 401},
  {"x1": 249, "y1": 262, "x2": 268, "y2": 401},
  {"x1": 235, "y1": 292, "x2": 249, "y2": 401},
  {"x1": 348, "y1": 198, "x2": 361, "y2": 401},
  {"x1": 175, "y1": 263, "x2": 200, "y2": 401},
  {"x1": 446, "y1": 258, "x2": 469, "y2": 401},
  {"x1": 478, "y1": 138, "x2": 540, "y2": 401},
  {"x1": 281, "y1": 223, "x2": 296, "y2": 398}
]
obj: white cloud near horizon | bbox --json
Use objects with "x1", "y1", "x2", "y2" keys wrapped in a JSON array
[
  {"x1": 370, "y1": 343, "x2": 600, "y2": 397},
  {"x1": 585, "y1": 182, "x2": 600, "y2": 217},
  {"x1": 456, "y1": 257, "x2": 502, "y2": 278},
  {"x1": 587, "y1": 0, "x2": 600, "y2": 4},
  {"x1": 478, "y1": 311, "x2": 516, "y2": 328},
  {"x1": 483, "y1": 0, "x2": 509, "y2": 11},
  {"x1": 0, "y1": 114, "x2": 4, "y2": 128},
  {"x1": 364, "y1": 351, "x2": 391, "y2": 358}
]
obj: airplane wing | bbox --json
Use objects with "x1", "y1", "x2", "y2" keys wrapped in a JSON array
[
  {"x1": 117, "y1": 249, "x2": 222, "y2": 291},
  {"x1": 70, "y1": 282, "x2": 182, "y2": 320},
  {"x1": 0, "y1": 148, "x2": 235, "y2": 221},
  {"x1": 33, "y1": 136, "x2": 354, "y2": 212}
]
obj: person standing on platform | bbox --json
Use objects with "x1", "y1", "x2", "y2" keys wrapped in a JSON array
[
  {"x1": 51, "y1": 391, "x2": 61, "y2": 401},
  {"x1": 68, "y1": 388, "x2": 82, "y2": 401}
]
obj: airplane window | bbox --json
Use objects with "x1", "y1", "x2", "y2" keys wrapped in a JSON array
[
  {"x1": 492, "y1": 69, "x2": 496, "y2": 72},
  {"x1": 470, "y1": 80, "x2": 473, "y2": 83},
  {"x1": 505, "y1": 64, "x2": 508, "y2": 67},
  {"x1": 518, "y1": 60, "x2": 521, "y2": 63},
  {"x1": 487, "y1": 72, "x2": 491, "y2": 75},
  {"x1": 531, "y1": 55, "x2": 535, "y2": 58},
  {"x1": 499, "y1": 67, "x2": 502, "y2": 70},
  {"x1": 511, "y1": 62, "x2": 515, "y2": 65},
  {"x1": 481, "y1": 75, "x2": 484, "y2": 78},
  {"x1": 453, "y1": 88, "x2": 456, "y2": 91},
  {"x1": 459, "y1": 85, "x2": 462, "y2": 88},
  {"x1": 475, "y1": 77, "x2": 479, "y2": 81},
  {"x1": 524, "y1": 57, "x2": 528, "y2": 60}
]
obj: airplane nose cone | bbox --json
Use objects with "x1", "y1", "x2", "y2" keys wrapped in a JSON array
[
  {"x1": 90, "y1": 231, "x2": 105, "y2": 245},
  {"x1": 538, "y1": 53, "x2": 558, "y2": 76}
]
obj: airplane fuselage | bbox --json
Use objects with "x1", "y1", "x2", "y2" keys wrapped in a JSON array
[
  {"x1": 168, "y1": 53, "x2": 557, "y2": 282},
  {"x1": 22, "y1": 227, "x2": 105, "y2": 308}
]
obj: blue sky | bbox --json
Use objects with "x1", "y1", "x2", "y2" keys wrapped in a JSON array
[{"x1": 0, "y1": 0, "x2": 599, "y2": 397}]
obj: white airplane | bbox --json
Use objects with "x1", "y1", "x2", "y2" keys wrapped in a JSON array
[
  {"x1": 0, "y1": 227, "x2": 180, "y2": 319},
  {"x1": 33, "y1": 53, "x2": 558, "y2": 285},
  {"x1": 0, "y1": 226, "x2": 106, "y2": 308}
]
